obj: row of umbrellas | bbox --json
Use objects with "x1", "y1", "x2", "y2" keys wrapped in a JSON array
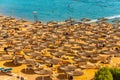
[{"x1": 0, "y1": 16, "x2": 120, "y2": 80}]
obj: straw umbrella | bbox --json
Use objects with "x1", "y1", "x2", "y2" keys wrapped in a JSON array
[
  {"x1": 45, "y1": 57, "x2": 60, "y2": 65},
  {"x1": 79, "y1": 62, "x2": 96, "y2": 69},
  {"x1": 60, "y1": 65, "x2": 77, "y2": 80},
  {"x1": 89, "y1": 56, "x2": 101, "y2": 63},
  {"x1": 114, "y1": 32, "x2": 120, "y2": 37},
  {"x1": 25, "y1": 59, "x2": 35, "y2": 65},
  {"x1": 64, "y1": 64, "x2": 76, "y2": 72},
  {"x1": 67, "y1": 69, "x2": 83, "y2": 76},
  {"x1": 99, "y1": 54, "x2": 111, "y2": 64},
  {"x1": 2, "y1": 55, "x2": 12, "y2": 60},
  {"x1": 3, "y1": 55, "x2": 22, "y2": 67},
  {"x1": 41, "y1": 56, "x2": 51, "y2": 61},
  {"x1": 35, "y1": 68, "x2": 53, "y2": 80},
  {"x1": 112, "y1": 20, "x2": 120, "y2": 28},
  {"x1": 50, "y1": 52, "x2": 64, "y2": 58},
  {"x1": 29, "y1": 51, "x2": 42, "y2": 59},
  {"x1": 15, "y1": 55, "x2": 26, "y2": 64}
]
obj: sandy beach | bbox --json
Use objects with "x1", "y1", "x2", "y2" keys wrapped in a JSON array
[{"x1": 0, "y1": 15, "x2": 120, "y2": 80}]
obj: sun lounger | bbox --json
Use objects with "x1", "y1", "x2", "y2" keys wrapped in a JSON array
[{"x1": 0, "y1": 68, "x2": 13, "y2": 72}]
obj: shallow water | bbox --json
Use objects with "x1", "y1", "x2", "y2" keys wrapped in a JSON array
[{"x1": 0, "y1": 0, "x2": 120, "y2": 22}]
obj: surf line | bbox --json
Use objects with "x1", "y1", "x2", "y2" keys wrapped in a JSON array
[{"x1": 84, "y1": 15, "x2": 120, "y2": 23}]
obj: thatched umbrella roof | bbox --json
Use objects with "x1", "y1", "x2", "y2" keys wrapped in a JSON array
[
  {"x1": 114, "y1": 32, "x2": 120, "y2": 37},
  {"x1": 14, "y1": 55, "x2": 26, "y2": 64},
  {"x1": 112, "y1": 20, "x2": 120, "y2": 24},
  {"x1": 29, "y1": 51, "x2": 41, "y2": 58},
  {"x1": 2, "y1": 55, "x2": 12, "y2": 60},
  {"x1": 45, "y1": 58, "x2": 60, "y2": 65},
  {"x1": 67, "y1": 69, "x2": 83, "y2": 76},
  {"x1": 42, "y1": 56, "x2": 52, "y2": 61},
  {"x1": 14, "y1": 46, "x2": 21, "y2": 51},
  {"x1": 79, "y1": 62, "x2": 96, "y2": 69},
  {"x1": 89, "y1": 56, "x2": 101, "y2": 63},
  {"x1": 25, "y1": 59, "x2": 35, "y2": 65},
  {"x1": 60, "y1": 64, "x2": 76, "y2": 72},
  {"x1": 51, "y1": 52, "x2": 64, "y2": 57}
]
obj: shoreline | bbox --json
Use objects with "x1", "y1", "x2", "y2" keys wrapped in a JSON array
[
  {"x1": 1, "y1": 13, "x2": 120, "y2": 25},
  {"x1": 0, "y1": 14, "x2": 33, "y2": 23}
]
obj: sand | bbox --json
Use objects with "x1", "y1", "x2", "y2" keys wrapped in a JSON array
[{"x1": 0, "y1": 15, "x2": 120, "y2": 80}]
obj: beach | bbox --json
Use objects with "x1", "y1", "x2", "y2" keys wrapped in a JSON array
[{"x1": 0, "y1": 15, "x2": 120, "y2": 80}]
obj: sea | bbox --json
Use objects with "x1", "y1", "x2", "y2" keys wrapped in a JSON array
[{"x1": 0, "y1": 0, "x2": 120, "y2": 22}]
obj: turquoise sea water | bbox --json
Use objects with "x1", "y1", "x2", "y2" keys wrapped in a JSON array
[{"x1": 0, "y1": 0, "x2": 120, "y2": 22}]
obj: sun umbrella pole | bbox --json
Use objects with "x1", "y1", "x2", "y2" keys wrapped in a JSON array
[
  {"x1": 67, "y1": 74, "x2": 68, "y2": 80},
  {"x1": 67, "y1": 73, "x2": 69, "y2": 80},
  {"x1": 86, "y1": 67, "x2": 88, "y2": 80},
  {"x1": 14, "y1": 74, "x2": 16, "y2": 80},
  {"x1": 13, "y1": 73, "x2": 16, "y2": 80},
  {"x1": 20, "y1": 72, "x2": 21, "y2": 80},
  {"x1": 2, "y1": 61, "x2": 3, "y2": 67},
  {"x1": 42, "y1": 76, "x2": 44, "y2": 80}
]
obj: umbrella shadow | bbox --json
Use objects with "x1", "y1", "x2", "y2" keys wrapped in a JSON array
[
  {"x1": 57, "y1": 74, "x2": 68, "y2": 80},
  {"x1": 21, "y1": 69, "x2": 35, "y2": 74},
  {"x1": 3, "y1": 61, "x2": 22, "y2": 67},
  {"x1": 36, "y1": 76, "x2": 52, "y2": 80}
]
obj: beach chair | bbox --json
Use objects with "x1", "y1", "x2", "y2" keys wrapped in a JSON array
[
  {"x1": 3, "y1": 68, "x2": 13, "y2": 72},
  {"x1": 0, "y1": 68, "x2": 4, "y2": 71}
]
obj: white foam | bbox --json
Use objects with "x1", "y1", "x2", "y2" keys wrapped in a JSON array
[
  {"x1": 84, "y1": 15, "x2": 120, "y2": 23},
  {"x1": 105, "y1": 15, "x2": 120, "y2": 19},
  {"x1": 85, "y1": 19, "x2": 98, "y2": 23}
]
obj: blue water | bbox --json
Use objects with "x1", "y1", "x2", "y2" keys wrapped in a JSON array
[{"x1": 0, "y1": 0, "x2": 120, "y2": 22}]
